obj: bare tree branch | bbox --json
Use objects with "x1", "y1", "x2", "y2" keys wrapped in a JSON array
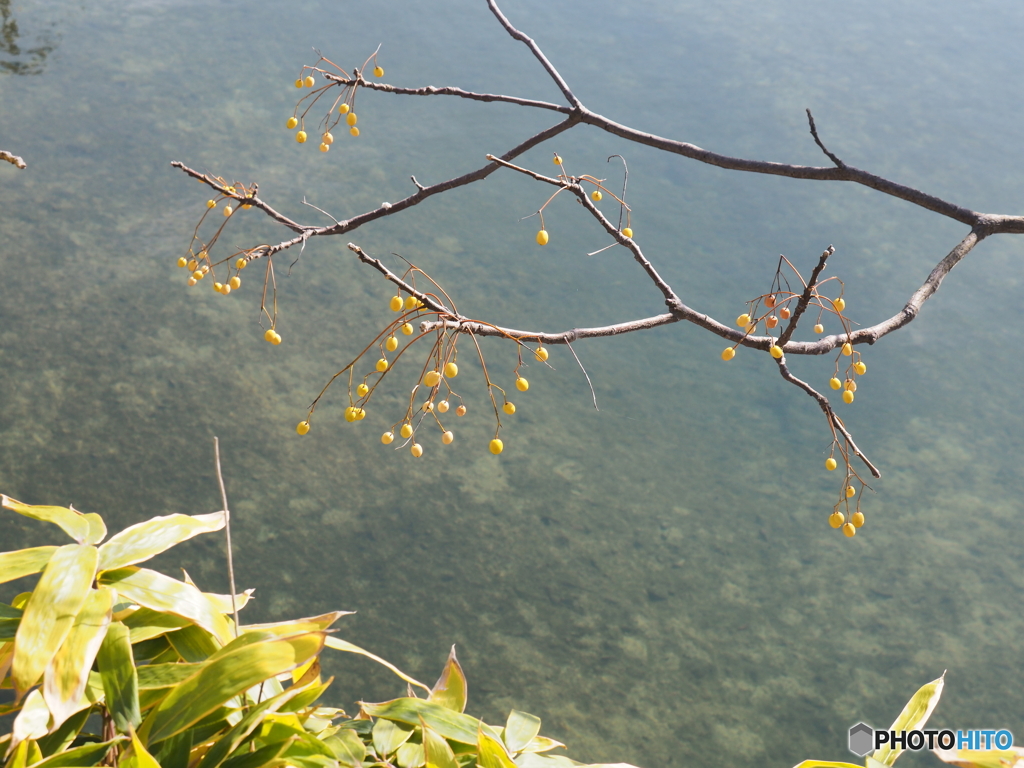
[{"x1": 0, "y1": 150, "x2": 26, "y2": 169}]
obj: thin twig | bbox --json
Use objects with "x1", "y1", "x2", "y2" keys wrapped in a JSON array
[
  {"x1": 565, "y1": 340, "x2": 598, "y2": 410},
  {"x1": 213, "y1": 437, "x2": 241, "y2": 637},
  {"x1": 805, "y1": 110, "x2": 846, "y2": 169}
]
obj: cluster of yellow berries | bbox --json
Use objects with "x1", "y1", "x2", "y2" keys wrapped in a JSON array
[
  {"x1": 532, "y1": 155, "x2": 632, "y2": 247},
  {"x1": 288, "y1": 58, "x2": 387, "y2": 150}
]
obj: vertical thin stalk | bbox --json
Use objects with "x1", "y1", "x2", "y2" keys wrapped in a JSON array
[{"x1": 213, "y1": 437, "x2": 240, "y2": 637}]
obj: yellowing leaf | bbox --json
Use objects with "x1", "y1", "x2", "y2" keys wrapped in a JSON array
[
  {"x1": 325, "y1": 636, "x2": 430, "y2": 693},
  {"x1": 422, "y1": 720, "x2": 458, "y2": 768},
  {"x1": 875, "y1": 675, "x2": 945, "y2": 767},
  {"x1": 44, "y1": 586, "x2": 114, "y2": 728},
  {"x1": 372, "y1": 717, "x2": 415, "y2": 757},
  {"x1": 11, "y1": 689, "x2": 50, "y2": 751},
  {"x1": 478, "y1": 727, "x2": 518, "y2": 768},
  {"x1": 327, "y1": 728, "x2": 367, "y2": 768},
  {"x1": 1, "y1": 496, "x2": 92, "y2": 544},
  {"x1": 81, "y1": 513, "x2": 108, "y2": 546},
  {"x1": 98, "y1": 513, "x2": 225, "y2": 572},
  {"x1": 13, "y1": 544, "x2": 98, "y2": 694},
  {"x1": 362, "y1": 698, "x2": 484, "y2": 745},
  {"x1": 98, "y1": 567, "x2": 232, "y2": 644},
  {"x1": 428, "y1": 646, "x2": 467, "y2": 713},
  {"x1": 129, "y1": 727, "x2": 162, "y2": 768},
  {"x1": 503, "y1": 711, "x2": 541, "y2": 754},
  {"x1": 0, "y1": 547, "x2": 58, "y2": 585}
]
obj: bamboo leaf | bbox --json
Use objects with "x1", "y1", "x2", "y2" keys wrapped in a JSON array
[
  {"x1": 97, "y1": 567, "x2": 231, "y2": 645},
  {"x1": 325, "y1": 728, "x2": 366, "y2": 768},
  {"x1": 428, "y1": 646, "x2": 467, "y2": 714},
  {"x1": 0, "y1": 547, "x2": 58, "y2": 586},
  {"x1": 396, "y1": 741, "x2": 425, "y2": 768},
  {"x1": 126, "y1": 727, "x2": 162, "y2": 768},
  {"x1": 518, "y1": 735, "x2": 566, "y2": 754},
  {"x1": 136, "y1": 662, "x2": 204, "y2": 690},
  {"x1": 0, "y1": 603, "x2": 23, "y2": 643},
  {"x1": 11, "y1": 689, "x2": 50, "y2": 751},
  {"x1": 422, "y1": 721, "x2": 458, "y2": 768},
  {"x1": 372, "y1": 718, "x2": 415, "y2": 757},
  {"x1": 98, "y1": 621, "x2": 141, "y2": 732},
  {"x1": 120, "y1": 608, "x2": 190, "y2": 644},
  {"x1": 81, "y1": 514, "x2": 108, "y2": 546},
  {"x1": 220, "y1": 740, "x2": 291, "y2": 768},
  {"x1": 97, "y1": 513, "x2": 225, "y2": 572},
  {"x1": 44, "y1": 586, "x2": 114, "y2": 728},
  {"x1": 360, "y1": 698, "x2": 483, "y2": 745},
  {"x1": 139, "y1": 631, "x2": 325, "y2": 745},
  {"x1": 325, "y1": 637, "x2": 430, "y2": 693},
  {"x1": 13, "y1": 544, "x2": 98, "y2": 694},
  {"x1": 503, "y1": 712, "x2": 541, "y2": 754},
  {"x1": 36, "y1": 707, "x2": 91, "y2": 757},
  {"x1": 1, "y1": 497, "x2": 91, "y2": 544},
  {"x1": 32, "y1": 737, "x2": 124, "y2": 768},
  {"x1": 478, "y1": 728, "x2": 518, "y2": 768},
  {"x1": 166, "y1": 625, "x2": 220, "y2": 663},
  {"x1": 874, "y1": 675, "x2": 945, "y2": 767}
]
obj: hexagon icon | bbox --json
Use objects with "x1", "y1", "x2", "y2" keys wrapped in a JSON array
[{"x1": 849, "y1": 722, "x2": 875, "y2": 757}]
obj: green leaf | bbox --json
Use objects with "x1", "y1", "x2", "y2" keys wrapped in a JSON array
[
  {"x1": 221, "y1": 740, "x2": 292, "y2": 768},
  {"x1": 136, "y1": 662, "x2": 204, "y2": 691},
  {"x1": 127, "y1": 727, "x2": 162, "y2": 768},
  {"x1": 1, "y1": 496, "x2": 92, "y2": 544},
  {"x1": 0, "y1": 602, "x2": 23, "y2": 642},
  {"x1": 32, "y1": 738, "x2": 124, "y2": 768},
  {"x1": 325, "y1": 728, "x2": 366, "y2": 768},
  {"x1": 325, "y1": 637, "x2": 430, "y2": 693},
  {"x1": 36, "y1": 707, "x2": 91, "y2": 757},
  {"x1": 396, "y1": 740, "x2": 425, "y2": 768},
  {"x1": 12, "y1": 544, "x2": 99, "y2": 693},
  {"x1": 0, "y1": 547, "x2": 59, "y2": 586},
  {"x1": 428, "y1": 646, "x2": 467, "y2": 714},
  {"x1": 503, "y1": 711, "x2": 541, "y2": 754},
  {"x1": 152, "y1": 729, "x2": 193, "y2": 768},
  {"x1": 167, "y1": 624, "x2": 221, "y2": 663},
  {"x1": 372, "y1": 718, "x2": 415, "y2": 757},
  {"x1": 478, "y1": 728, "x2": 518, "y2": 768},
  {"x1": 97, "y1": 512, "x2": 225, "y2": 572},
  {"x1": 121, "y1": 607, "x2": 190, "y2": 644},
  {"x1": 44, "y1": 586, "x2": 115, "y2": 728},
  {"x1": 422, "y1": 721, "x2": 458, "y2": 768},
  {"x1": 139, "y1": 631, "x2": 325, "y2": 745},
  {"x1": 98, "y1": 620, "x2": 142, "y2": 732},
  {"x1": 874, "y1": 674, "x2": 945, "y2": 767},
  {"x1": 98, "y1": 567, "x2": 232, "y2": 645},
  {"x1": 361, "y1": 698, "x2": 483, "y2": 745}
]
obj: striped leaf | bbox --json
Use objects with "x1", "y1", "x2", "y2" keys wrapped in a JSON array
[
  {"x1": 325, "y1": 636, "x2": 430, "y2": 693},
  {"x1": 12, "y1": 544, "x2": 98, "y2": 694},
  {"x1": 360, "y1": 698, "x2": 484, "y2": 745},
  {"x1": 1, "y1": 496, "x2": 92, "y2": 544},
  {"x1": 0, "y1": 546, "x2": 58, "y2": 585},
  {"x1": 98, "y1": 621, "x2": 142, "y2": 732},
  {"x1": 875, "y1": 675, "x2": 945, "y2": 767},
  {"x1": 97, "y1": 512, "x2": 225, "y2": 572}
]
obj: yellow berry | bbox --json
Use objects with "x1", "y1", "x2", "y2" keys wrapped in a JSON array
[
  {"x1": 437, "y1": 400, "x2": 450, "y2": 413},
  {"x1": 346, "y1": 113, "x2": 358, "y2": 127},
  {"x1": 373, "y1": 65, "x2": 384, "y2": 78},
  {"x1": 400, "y1": 424, "x2": 413, "y2": 439},
  {"x1": 515, "y1": 377, "x2": 529, "y2": 392},
  {"x1": 265, "y1": 329, "x2": 278, "y2": 343},
  {"x1": 424, "y1": 371, "x2": 441, "y2": 387},
  {"x1": 357, "y1": 383, "x2": 369, "y2": 397},
  {"x1": 442, "y1": 431, "x2": 454, "y2": 445},
  {"x1": 851, "y1": 511, "x2": 865, "y2": 528},
  {"x1": 769, "y1": 345, "x2": 783, "y2": 359},
  {"x1": 389, "y1": 295, "x2": 403, "y2": 312},
  {"x1": 323, "y1": 132, "x2": 334, "y2": 145},
  {"x1": 295, "y1": 79, "x2": 303, "y2": 88},
  {"x1": 842, "y1": 390, "x2": 854, "y2": 404},
  {"x1": 401, "y1": 323, "x2": 413, "y2": 336},
  {"x1": 303, "y1": 75, "x2": 314, "y2": 88},
  {"x1": 186, "y1": 277, "x2": 197, "y2": 287},
  {"x1": 844, "y1": 379, "x2": 857, "y2": 392},
  {"x1": 354, "y1": 408, "x2": 366, "y2": 421},
  {"x1": 444, "y1": 362, "x2": 458, "y2": 378},
  {"x1": 223, "y1": 205, "x2": 232, "y2": 216},
  {"x1": 422, "y1": 401, "x2": 433, "y2": 412},
  {"x1": 350, "y1": 127, "x2": 360, "y2": 137},
  {"x1": 736, "y1": 314, "x2": 751, "y2": 328},
  {"x1": 814, "y1": 323, "x2": 824, "y2": 334},
  {"x1": 339, "y1": 103, "x2": 350, "y2": 115},
  {"x1": 829, "y1": 511, "x2": 845, "y2": 529},
  {"x1": 376, "y1": 358, "x2": 389, "y2": 372},
  {"x1": 230, "y1": 276, "x2": 241, "y2": 290},
  {"x1": 236, "y1": 258, "x2": 247, "y2": 269},
  {"x1": 296, "y1": 421, "x2": 310, "y2": 435},
  {"x1": 188, "y1": 259, "x2": 199, "y2": 271},
  {"x1": 411, "y1": 443, "x2": 423, "y2": 458},
  {"x1": 854, "y1": 361, "x2": 867, "y2": 375},
  {"x1": 846, "y1": 485, "x2": 856, "y2": 498},
  {"x1": 503, "y1": 402, "x2": 516, "y2": 415},
  {"x1": 842, "y1": 342, "x2": 853, "y2": 356},
  {"x1": 779, "y1": 307, "x2": 791, "y2": 320},
  {"x1": 721, "y1": 347, "x2": 735, "y2": 361},
  {"x1": 221, "y1": 284, "x2": 231, "y2": 295},
  {"x1": 381, "y1": 431, "x2": 394, "y2": 445},
  {"x1": 765, "y1": 315, "x2": 778, "y2": 329},
  {"x1": 829, "y1": 377, "x2": 842, "y2": 390},
  {"x1": 192, "y1": 270, "x2": 204, "y2": 281},
  {"x1": 319, "y1": 143, "x2": 329, "y2": 153},
  {"x1": 534, "y1": 347, "x2": 549, "y2": 362},
  {"x1": 176, "y1": 256, "x2": 187, "y2": 268},
  {"x1": 344, "y1": 407, "x2": 357, "y2": 423},
  {"x1": 536, "y1": 229, "x2": 549, "y2": 246},
  {"x1": 553, "y1": 155, "x2": 562, "y2": 165},
  {"x1": 214, "y1": 282, "x2": 224, "y2": 293},
  {"x1": 621, "y1": 227, "x2": 633, "y2": 238},
  {"x1": 456, "y1": 405, "x2": 467, "y2": 416},
  {"x1": 591, "y1": 190, "x2": 602, "y2": 202},
  {"x1": 207, "y1": 200, "x2": 216, "y2": 209},
  {"x1": 271, "y1": 332, "x2": 282, "y2": 345},
  {"x1": 489, "y1": 438, "x2": 504, "y2": 455},
  {"x1": 296, "y1": 131, "x2": 307, "y2": 144},
  {"x1": 825, "y1": 457, "x2": 838, "y2": 471},
  {"x1": 286, "y1": 116, "x2": 298, "y2": 129},
  {"x1": 842, "y1": 522, "x2": 856, "y2": 537},
  {"x1": 833, "y1": 297, "x2": 846, "y2": 313},
  {"x1": 404, "y1": 295, "x2": 418, "y2": 310},
  {"x1": 200, "y1": 264, "x2": 209, "y2": 274},
  {"x1": 386, "y1": 336, "x2": 398, "y2": 351}
]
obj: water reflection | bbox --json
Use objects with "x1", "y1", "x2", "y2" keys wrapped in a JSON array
[{"x1": 0, "y1": 0, "x2": 58, "y2": 76}]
